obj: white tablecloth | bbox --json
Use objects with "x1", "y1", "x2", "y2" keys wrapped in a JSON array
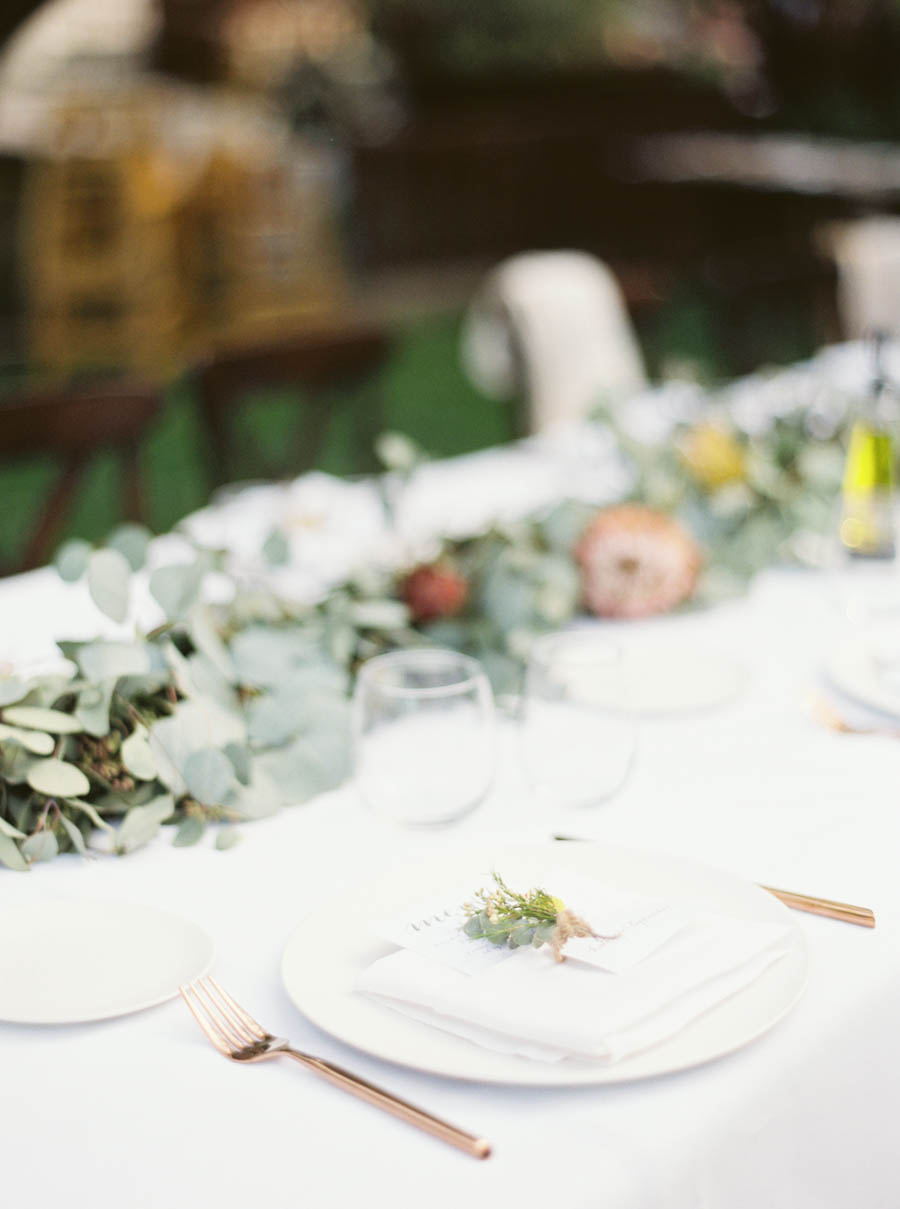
[
  {"x1": 3, "y1": 350, "x2": 900, "y2": 1208},
  {"x1": 3, "y1": 566, "x2": 899, "y2": 1209}
]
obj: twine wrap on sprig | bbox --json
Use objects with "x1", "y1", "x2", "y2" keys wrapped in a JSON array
[{"x1": 461, "y1": 872, "x2": 602, "y2": 962}]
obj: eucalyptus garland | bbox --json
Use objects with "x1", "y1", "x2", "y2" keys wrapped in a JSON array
[{"x1": 0, "y1": 392, "x2": 849, "y2": 870}]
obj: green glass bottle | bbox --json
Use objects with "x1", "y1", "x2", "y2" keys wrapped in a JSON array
[{"x1": 839, "y1": 332, "x2": 896, "y2": 559}]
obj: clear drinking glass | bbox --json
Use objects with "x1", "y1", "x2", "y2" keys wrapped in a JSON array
[
  {"x1": 352, "y1": 649, "x2": 497, "y2": 825},
  {"x1": 518, "y1": 631, "x2": 636, "y2": 808}
]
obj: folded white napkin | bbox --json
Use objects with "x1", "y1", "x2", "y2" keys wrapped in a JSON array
[{"x1": 358, "y1": 912, "x2": 791, "y2": 1064}]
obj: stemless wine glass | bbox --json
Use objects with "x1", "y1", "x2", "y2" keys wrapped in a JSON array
[
  {"x1": 352, "y1": 649, "x2": 497, "y2": 825},
  {"x1": 518, "y1": 630, "x2": 636, "y2": 808}
]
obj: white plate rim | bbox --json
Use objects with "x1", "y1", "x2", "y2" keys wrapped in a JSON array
[
  {"x1": 826, "y1": 638, "x2": 900, "y2": 720},
  {"x1": 0, "y1": 900, "x2": 214, "y2": 1025},
  {"x1": 281, "y1": 842, "x2": 808, "y2": 1087}
]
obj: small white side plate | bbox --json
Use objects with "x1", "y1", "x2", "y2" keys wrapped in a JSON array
[{"x1": 0, "y1": 901, "x2": 214, "y2": 1024}]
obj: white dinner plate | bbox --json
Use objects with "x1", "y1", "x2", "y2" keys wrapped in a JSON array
[
  {"x1": 826, "y1": 636, "x2": 900, "y2": 719},
  {"x1": 623, "y1": 649, "x2": 748, "y2": 714},
  {"x1": 281, "y1": 843, "x2": 807, "y2": 1086},
  {"x1": 0, "y1": 901, "x2": 214, "y2": 1024}
]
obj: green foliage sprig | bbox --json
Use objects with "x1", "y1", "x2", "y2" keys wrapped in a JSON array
[
  {"x1": 462, "y1": 872, "x2": 597, "y2": 961},
  {"x1": 462, "y1": 872, "x2": 563, "y2": 950}
]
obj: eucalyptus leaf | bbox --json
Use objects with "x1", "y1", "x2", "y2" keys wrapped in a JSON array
[
  {"x1": 246, "y1": 694, "x2": 297, "y2": 747},
  {"x1": 87, "y1": 547, "x2": 132, "y2": 623},
  {"x1": 349, "y1": 600, "x2": 410, "y2": 630},
  {"x1": 183, "y1": 748, "x2": 235, "y2": 805},
  {"x1": 102, "y1": 780, "x2": 156, "y2": 809},
  {"x1": 150, "y1": 561, "x2": 203, "y2": 619},
  {"x1": 215, "y1": 827, "x2": 241, "y2": 851},
  {"x1": 150, "y1": 700, "x2": 246, "y2": 795},
  {"x1": 226, "y1": 770, "x2": 283, "y2": 820},
  {"x1": 421, "y1": 619, "x2": 470, "y2": 649},
  {"x1": 75, "y1": 680, "x2": 115, "y2": 738},
  {"x1": 54, "y1": 537, "x2": 93, "y2": 582},
  {"x1": 257, "y1": 736, "x2": 347, "y2": 805},
  {"x1": 27, "y1": 759, "x2": 91, "y2": 798},
  {"x1": 188, "y1": 607, "x2": 235, "y2": 682},
  {"x1": 0, "y1": 724, "x2": 54, "y2": 755},
  {"x1": 262, "y1": 528, "x2": 290, "y2": 566},
  {"x1": 186, "y1": 653, "x2": 239, "y2": 713},
  {"x1": 229, "y1": 626, "x2": 325, "y2": 688},
  {"x1": 86, "y1": 792, "x2": 133, "y2": 818},
  {"x1": 116, "y1": 794, "x2": 174, "y2": 854},
  {"x1": 173, "y1": 816, "x2": 205, "y2": 847},
  {"x1": 0, "y1": 815, "x2": 26, "y2": 839},
  {"x1": 146, "y1": 729, "x2": 185, "y2": 795},
  {"x1": 64, "y1": 797, "x2": 116, "y2": 834},
  {"x1": 16, "y1": 674, "x2": 75, "y2": 709},
  {"x1": 223, "y1": 742, "x2": 252, "y2": 785},
  {"x1": 7, "y1": 793, "x2": 34, "y2": 831},
  {"x1": 533, "y1": 553, "x2": 580, "y2": 618},
  {"x1": 73, "y1": 640, "x2": 151, "y2": 682},
  {"x1": 21, "y1": 829, "x2": 59, "y2": 863},
  {"x1": 0, "y1": 744, "x2": 36, "y2": 784},
  {"x1": 120, "y1": 678, "x2": 173, "y2": 706},
  {"x1": 3, "y1": 706, "x2": 81, "y2": 734},
  {"x1": 0, "y1": 678, "x2": 28, "y2": 707},
  {"x1": 538, "y1": 500, "x2": 596, "y2": 553},
  {"x1": 161, "y1": 639, "x2": 194, "y2": 698},
  {"x1": 0, "y1": 831, "x2": 28, "y2": 870},
  {"x1": 326, "y1": 622, "x2": 356, "y2": 666},
  {"x1": 121, "y1": 730, "x2": 158, "y2": 781},
  {"x1": 106, "y1": 522, "x2": 153, "y2": 571},
  {"x1": 58, "y1": 813, "x2": 89, "y2": 856},
  {"x1": 275, "y1": 662, "x2": 348, "y2": 697}
]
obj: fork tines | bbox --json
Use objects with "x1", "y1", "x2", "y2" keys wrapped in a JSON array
[{"x1": 180, "y1": 976, "x2": 266, "y2": 1055}]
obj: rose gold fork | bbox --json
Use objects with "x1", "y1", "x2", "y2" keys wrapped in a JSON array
[{"x1": 180, "y1": 976, "x2": 491, "y2": 1159}]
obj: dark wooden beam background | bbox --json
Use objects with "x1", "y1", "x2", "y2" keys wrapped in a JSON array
[{"x1": 0, "y1": 0, "x2": 43, "y2": 52}]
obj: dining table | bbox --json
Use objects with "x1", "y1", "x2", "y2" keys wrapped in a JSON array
[{"x1": 1, "y1": 342, "x2": 899, "y2": 1209}]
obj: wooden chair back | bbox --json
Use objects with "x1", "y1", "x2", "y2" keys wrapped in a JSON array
[
  {"x1": 195, "y1": 324, "x2": 392, "y2": 487},
  {"x1": 0, "y1": 381, "x2": 162, "y2": 573}
]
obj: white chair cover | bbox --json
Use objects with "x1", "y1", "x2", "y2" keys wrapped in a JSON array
[
  {"x1": 823, "y1": 216, "x2": 900, "y2": 339},
  {"x1": 460, "y1": 250, "x2": 647, "y2": 433}
]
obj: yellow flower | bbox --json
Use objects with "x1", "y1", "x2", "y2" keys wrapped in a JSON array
[{"x1": 678, "y1": 424, "x2": 746, "y2": 490}]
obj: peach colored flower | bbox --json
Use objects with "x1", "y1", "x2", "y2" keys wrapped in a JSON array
[{"x1": 576, "y1": 505, "x2": 701, "y2": 619}]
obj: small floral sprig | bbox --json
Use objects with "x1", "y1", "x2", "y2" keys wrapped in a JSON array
[{"x1": 462, "y1": 872, "x2": 596, "y2": 962}]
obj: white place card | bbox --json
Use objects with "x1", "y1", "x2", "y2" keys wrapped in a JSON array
[{"x1": 371, "y1": 868, "x2": 686, "y2": 977}]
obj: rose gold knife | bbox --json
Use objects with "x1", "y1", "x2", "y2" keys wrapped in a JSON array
[
  {"x1": 759, "y1": 885, "x2": 875, "y2": 928},
  {"x1": 552, "y1": 836, "x2": 876, "y2": 928}
]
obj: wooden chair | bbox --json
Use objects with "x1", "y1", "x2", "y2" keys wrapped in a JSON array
[
  {"x1": 0, "y1": 380, "x2": 163, "y2": 574},
  {"x1": 194, "y1": 324, "x2": 392, "y2": 488}
]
